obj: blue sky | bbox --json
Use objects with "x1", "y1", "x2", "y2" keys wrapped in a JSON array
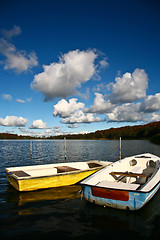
[{"x1": 0, "y1": 0, "x2": 160, "y2": 137}]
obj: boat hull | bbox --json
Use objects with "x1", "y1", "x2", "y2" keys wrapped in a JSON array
[
  {"x1": 81, "y1": 182, "x2": 160, "y2": 210},
  {"x1": 6, "y1": 168, "x2": 100, "y2": 192}
]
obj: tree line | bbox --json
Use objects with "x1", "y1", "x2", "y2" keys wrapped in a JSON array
[
  {"x1": 0, "y1": 121, "x2": 160, "y2": 144},
  {"x1": 49, "y1": 121, "x2": 160, "y2": 144}
]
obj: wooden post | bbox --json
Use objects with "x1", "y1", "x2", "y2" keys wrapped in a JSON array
[
  {"x1": 64, "y1": 137, "x2": 66, "y2": 160},
  {"x1": 119, "y1": 137, "x2": 121, "y2": 161},
  {"x1": 30, "y1": 140, "x2": 32, "y2": 156}
]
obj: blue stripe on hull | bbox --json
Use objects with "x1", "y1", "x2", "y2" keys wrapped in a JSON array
[{"x1": 82, "y1": 182, "x2": 160, "y2": 210}]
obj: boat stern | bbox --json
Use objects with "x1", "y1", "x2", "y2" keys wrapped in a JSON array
[
  {"x1": 5, "y1": 171, "x2": 20, "y2": 191},
  {"x1": 81, "y1": 184, "x2": 148, "y2": 210}
]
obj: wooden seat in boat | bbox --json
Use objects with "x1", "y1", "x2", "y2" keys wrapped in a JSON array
[
  {"x1": 96, "y1": 180, "x2": 140, "y2": 190},
  {"x1": 110, "y1": 171, "x2": 148, "y2": 178},
  {"x1": 110, "y1": 171, "x2": 149, "y2": 184},
  {"x1": 88, "y1": 162, "x2": 102, "y2": 168},
  {"x1": 11, "y1": 170, "x2": 31, "y2": 177},
  {"x1": 55, "y1": 166, "x2": 79, "y2": 173}
]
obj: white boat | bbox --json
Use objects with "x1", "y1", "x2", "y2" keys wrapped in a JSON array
[{"x1": 80, "y1": 153, "x2": 160, "y2": 210}]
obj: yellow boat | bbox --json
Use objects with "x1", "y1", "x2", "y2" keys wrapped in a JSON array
[{"x1": 5, "y1": 160, "x2": 111, "y2": 192}]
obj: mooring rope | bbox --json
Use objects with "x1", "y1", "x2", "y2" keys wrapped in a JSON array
[
  {"x1": 107, "y1": 149, "x2": 120, "y2": 161},
  {"x1": 53, "y1": 189, "x2": 82, "y2": 207}
]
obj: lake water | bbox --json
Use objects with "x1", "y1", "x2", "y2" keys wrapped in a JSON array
[{"x1": 0, "y1": 140, "x2": 160, "y2": 240}]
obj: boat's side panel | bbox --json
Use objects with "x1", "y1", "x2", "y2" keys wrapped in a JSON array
[
  {"x1": 82, "y1": 183, "x2": 160, "y2": 210},
  {"x1": 129, "y1": 182, "x2": 160, "y2": 210},
  {"x1": 143, "y1": 182, "x2": 160, "y2": 205},
  {"x1": 82, "y1": 185, "x2": 131, "y2": 210},
  {"x1": 7, "y1": 169, "x2": 99, "y2": 191}
]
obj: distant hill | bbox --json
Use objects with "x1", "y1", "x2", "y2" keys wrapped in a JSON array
[
  {"x1": 0, "y1": 121, "x2": 160, "y2": 144},
  {"x1": 0, "y1": 133, "x2": 36, "y2": 140},
  {"x1": 48, "y1": 121, "x2": 160, "y2": 144}
]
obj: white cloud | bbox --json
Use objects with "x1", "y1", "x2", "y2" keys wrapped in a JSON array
[
  {"x1": 30, "y1": 119, "x2": 48, "y2": 129},
  {"x1": 53, "y1": 98, "x2": 85, "y2": 118},
  {"x1": 19, "y1": 127, "x2": 34, "y2": 135},
  {"x1": 67, "y1": 123, "x2": 78, "y2": 128},
  {"x1": 51, "y1": 69, "x2": 159, "y2": 125},
  {"x1": 26, "y1": 98, "x2": 32, "y2": 102},
  {"x1": 62, "y1": 110, "x2": 102, "y2": 124},
  {"x1": 79, "y1": 130, "x2": 89, "y2": 134},
  {"x1": 85, "y1": 92, "x2": 115, "y2": 114},
  {"x1": 1, "y1": 93, "x2": 12, "y2": 101},
  {"x1": 31, "y1": 49, "x2": 107, "y2": 100},
  {"x1": 110, "y1": 69, "x2": 148, "y2": 103},
  {"x1": 106, "y1": 92, "x2": 160, "y2": 123},
  {"x1": 44, "y1": 129, "x2": 54, "y2": 137},
  {"x1": 99, "y1": 59, "x2": 108, "y2": 67},
  {"x1": 139, "y1": 93, "x2": 160, "y2": 113},
  {"x1": 16, "y1": 97, "x2": 32, "y2": 103},
  {"x1": 106, "y1": 103, "x2": 144, "y2": 122},
  {"x1": 77, "y1": 87, "x2": 90, "y2": 100},
  {"x1": 53, "y1": 97, "x2": 104, "y2": 125},
  {"x1": 150, "y1": 113, "x2": 160, "y2": 122},
  {"x1": 2, "y1": 25, "x2": 22, "y2": 39},
  {"x1": 19, "y1": 127, "x2": 46, "y2": 138},
  {"x1": 16, "y1": 98, "x2": 25, "y2": 103},
  {"x1": 0, "y1": 28, "x2": 38, "y2": 73},
  {"x1": 53, "y1": 126, "x2": 61, "y2": 133},
  {"x1": 0, "y1": 116, "x2": 28, "y2": 126},
  {"x1": 93, "y1": 83, "x2": 108, "y2": 93},
  {"x1": 52, "y1": 126, "x2": 67, "y2": 136}
]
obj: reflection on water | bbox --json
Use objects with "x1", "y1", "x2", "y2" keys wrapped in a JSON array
[
  {"x1": 83, "y1": 188, "x2": 160, "y2": 238},
  {"x1": 0, "y1": 140, "x2": 160, "y2": 239},
  {"x1": 3, "y1": 186, "x2": 160, "y2": 239},
  {"x1": 6, "y1": 185, "x2": 81, "y2": 206}
]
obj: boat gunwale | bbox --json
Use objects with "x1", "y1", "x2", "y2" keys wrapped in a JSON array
[
  {"x1": 5, "y1": 160, "x2": 106, "y2": 172},
  {"x1": 81, "y1": 177, "x2": 160, "y2": 194},
  {"x1": 5, "y1": 165, "x2": 104, "y2": 181}
]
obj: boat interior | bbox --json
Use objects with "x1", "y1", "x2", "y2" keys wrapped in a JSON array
[
  {"x1": 5, "y1": 161, "x2": 106, "y2": 179},
  {"x1": 110, "y1": 159, "x2": 157, "y2": 185},
  {"x1": 83, "y1": 154, "x2": 160, "y2": 192}
]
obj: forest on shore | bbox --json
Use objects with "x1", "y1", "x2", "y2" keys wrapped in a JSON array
[{"x1": 0, "y1": 121, "x2": 160, "y2": 144}]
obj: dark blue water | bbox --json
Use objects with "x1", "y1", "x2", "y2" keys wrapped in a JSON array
[{"x1": 0, "y1": 140, "x2": 160, "y2": 240}]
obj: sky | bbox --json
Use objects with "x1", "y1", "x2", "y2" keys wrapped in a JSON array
[{"x1": 0, "y1": 0, "x2": 160, "y2": 137}]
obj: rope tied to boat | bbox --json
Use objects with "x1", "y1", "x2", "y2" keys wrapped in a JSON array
[
  {"x1": 53, "y1": 188, "x2": 82, "y2": 207},
  {"x1": 107, "y1": 149, "x2": 120, "y2": 161}
]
